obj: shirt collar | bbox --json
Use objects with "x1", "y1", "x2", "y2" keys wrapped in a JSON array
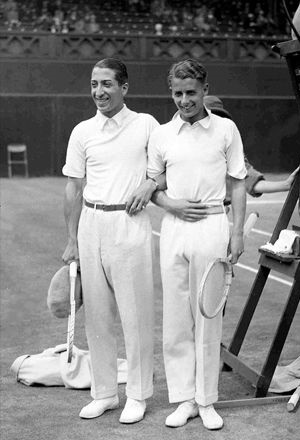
[
  {"x1": 96, "y1": 104, "x2": 129, "y2": 130},
  {"x1": 172, "y1": 106, "x2": 212, "y2": 134}
]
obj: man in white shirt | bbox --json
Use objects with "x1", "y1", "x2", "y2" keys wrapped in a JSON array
[
  {"x1": 147, "y1": 59, "x2": 246, "y2": 430},
  {"x1": 62, "y1": 58, "x2": 159, "y2": 423}
]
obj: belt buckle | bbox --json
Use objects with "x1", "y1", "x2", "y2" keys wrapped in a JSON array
[{"x1": 102, "y1": 205, "x2": 108, "y2": 211}]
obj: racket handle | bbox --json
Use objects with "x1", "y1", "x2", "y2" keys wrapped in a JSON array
[
  {"x1": 227, "y1": 212, "x2": 259, "y2": 261},
  {"x1": 69, "y1": 261, "x2": 78, "y2": 279},
  {"x1": 287, "y1": 386, "x2": 300, "y2": 412},
  {"x1": 243, "y1": 212, "x2": 259, "y2": 240}
]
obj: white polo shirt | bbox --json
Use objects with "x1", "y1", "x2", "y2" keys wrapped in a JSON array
[
  {"x1": 63, "y1": 105, "x2": 159, "y2": 204},
  {"x1": 147, "y1": 109, "x2": 246, "y2": 204}
]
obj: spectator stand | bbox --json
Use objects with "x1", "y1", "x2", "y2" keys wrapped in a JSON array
[{"x1": 0, "y1": 0, "x2": 299, "y2": 37}]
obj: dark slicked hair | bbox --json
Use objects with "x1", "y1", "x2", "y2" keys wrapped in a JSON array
[
  {"x1": 93, "y1": 58, "x2": 128, "y2": 85},
  {"x1": 168, "y1": 59, "x2": 208, "y2": 87}
]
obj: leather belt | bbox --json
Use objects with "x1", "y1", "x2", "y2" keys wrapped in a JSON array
[{"x1": 84, "y1": 200, "x2": 126, "y2": 211}]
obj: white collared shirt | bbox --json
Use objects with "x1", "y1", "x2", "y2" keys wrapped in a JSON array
[
  {"x1": 63, "y1": 105, "x2": 159, "y2": 203},
  {"x1": 147, "y1": 109, "x2": 246, "y2": 204}
]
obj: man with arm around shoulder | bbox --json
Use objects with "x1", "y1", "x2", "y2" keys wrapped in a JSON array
[{"x1": 148, "y1": 59, "x2": 247, "y2": 430}]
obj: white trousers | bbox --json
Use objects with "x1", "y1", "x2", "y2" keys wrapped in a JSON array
[
  {"x1": 78, "y1": 206, "x2": 154, "y2": 400},
  {"x1": 160, "y1": 212, "x2": 229, "y2": 406}
]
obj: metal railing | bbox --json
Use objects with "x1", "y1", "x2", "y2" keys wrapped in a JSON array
[{"x1": 0, "y1": 31, "x2": 288, "y2": 61}]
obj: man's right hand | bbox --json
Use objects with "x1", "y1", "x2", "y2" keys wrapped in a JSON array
[
  {"x1": 62, "y1": 239, "x2": 80, "y2": 266},
  {"x1": 167, "y1": 199, "x2": 210, "y2": 222}
]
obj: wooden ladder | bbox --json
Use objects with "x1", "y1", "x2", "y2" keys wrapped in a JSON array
[{"x1": 221, "y1": 39, "x2": 300, "y2": 398}]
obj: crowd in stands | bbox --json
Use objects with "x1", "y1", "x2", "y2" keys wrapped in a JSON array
[{"x1": 0, "y1": 0, "x2": 298, "y2": 37}]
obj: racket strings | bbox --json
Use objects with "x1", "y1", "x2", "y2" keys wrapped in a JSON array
[
  {"x1": 200, "y1": 260, "x2": 232, "y2": 318},
  {"x1": 198, "y1": 212, "x2": 259, "y2": 319}
]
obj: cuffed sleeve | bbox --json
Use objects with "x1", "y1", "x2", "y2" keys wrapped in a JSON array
[
  {"x1": 225, "y1": 122, "x2": 247, "y2": 180},
  {"x1": 62, "y1": 125, "x2": 86, "y2": 178},
  {"x1": 245, "y1": 161, "x2": 265, "y2": 197}
]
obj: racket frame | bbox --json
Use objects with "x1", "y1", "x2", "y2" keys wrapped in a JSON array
[
  {"x1": 199, "y1": 257, "x2": 232, "y2": 319},
  {"x1": 198, "y1": 212, "x2": 259, "y2": 319}
]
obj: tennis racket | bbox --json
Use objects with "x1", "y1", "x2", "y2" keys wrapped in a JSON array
[
  {"x1": 199, "y1": 212, "x2": 259, "y2": 319},
  {"x1": 287, "y1": 386, "x2": 300, "y2": 412},
  {"x1": 66, "y1": 261, "x2": 78, "y2": 363}
]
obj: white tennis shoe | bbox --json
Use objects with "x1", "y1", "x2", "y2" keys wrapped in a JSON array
[
  {"x1": 119, "y1": 398, "x2": 146, "y2": 424},
  {"x1": 199, "y1": 404, "x2": 223, "y2": 430},
  {"x1": 165, "y1": 400, "x2": 198, "y2": 427},
  {"x1": 79, "y1": 395, "x2": 119, "y2": 419}
]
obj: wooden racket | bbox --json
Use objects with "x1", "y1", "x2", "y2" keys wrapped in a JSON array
[
  {"x1": 287, "y1": 386, "x2": 300, "y2": 412},
  {"x1": 66, "y1": 261, "x2": 78, "y2": 363},
  {"x1": 199, "y1": 212, "x2": 259, "y2": 319}
]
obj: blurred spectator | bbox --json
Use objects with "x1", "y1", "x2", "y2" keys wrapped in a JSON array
[
  {"x1": 41, "y1": 1, "x2": 49, "y2": 10},
  {"x1": 52, "y1": 1, "x2": 64, "y2": 32},
  {"x1": 4, "y1": 0, "x2": 20, "y2": 30},
  {"x1": 182, "y1": 5, "x2": 194, "y2": 31},
  {"x1": 248, "y1": 13, "x2": 258, "y2": 34},
  {"x1": 61, "y1": 20, "x2": 69, "y2": 33},
  {"x1": 253, "y1": 9, "x2": 271, "y2": 35},
  {"x1": 239, "y1": 2, "x2": 251, "y2": 31},
  {"x1": 35, "y1": 8, "x2": 52, "y2": 31},
  {"x1": 67, "y1": 9, "x2": 78, "y2": 33},
  {"x1": 52, "y1": 14, "x2": 62, "y2": 32},
  {"x1": 128, "y1": 0, "x2": 139, "y2": 13},
  {"x1": 7, "y1": 7, "x2": 20, "y2": 30},
  {"x1": 161, "y1": 2, "x2": 174, "y2": 25},
  {"x1": 193, "y1": 6, "x2": 210, "y2": 33},
  {"x1": 3, "y1": 0, "x2": 18, "y2": 18},
  {"x1": 169, "y1": 24, "x2": 178, "y2": 34},
  {"x1": 154, "y1": 22, "x2": 163, "y2": 35},
  {"x1": 1, "y1": 0, "x2": 297, "y2": 37},
  {"x1": 73, "y1": 12, "x2": 85, "y2": 33},
  {"x1": 151, "y1": 0, "x2": 164, "y2": 21},
  {"x1": 206, "y1": 8, "x2": 218, "y2": 33},
  {"x1": 265, "y1": 12, "x2": 277, "y2": 35},
  {"x1": 85, "y1": 13, "x2": 99, "y2": 33}
]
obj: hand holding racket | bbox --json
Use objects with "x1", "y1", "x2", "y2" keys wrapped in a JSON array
[
  {"x1": 66, "y1": 261, "x2": 78, "y2": 363},
  {"x1": 199, "y1": 212, "x2": 259, "y2": 319}
]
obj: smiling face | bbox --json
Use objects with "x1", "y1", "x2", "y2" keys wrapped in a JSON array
[
  {"x1": 91, "y1": 67, "x2": 128, "y2": 118},
  {"x1": 171, "y1": 76, "x2": 209, "y2": 124}
]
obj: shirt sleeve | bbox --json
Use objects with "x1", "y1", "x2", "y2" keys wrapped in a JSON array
[
  {"x1": 147, "y1": 128, "x2": 166, "y2": 178},
  {"x1": 225, "y1": 121, "x2": 247, "y2": 180},
  {"x1": 245, "y1": 158, "x2": 265, "y2": 197},
  {"x1": 62, "y1": 124, "x2": 86, "y2": 178},
  {"x1": 145, "y1": 115, "x2": 160, "y2": 151}
]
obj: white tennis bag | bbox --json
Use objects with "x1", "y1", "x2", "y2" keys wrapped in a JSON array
[{"x1": 10, "y1": 344, "x2": 128, "y2": 388}]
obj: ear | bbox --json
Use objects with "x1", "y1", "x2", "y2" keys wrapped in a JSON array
[
  {"x1": 122, "y1": 82, "x2": 129, "y2": 97},
  {"x1": 203, "y1": 83, "x2": 209, "y2": 95}
]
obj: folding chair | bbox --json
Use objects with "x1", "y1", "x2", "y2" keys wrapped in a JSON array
[{"x1": 7, "y1": 144, "x2": 29, "y2": 178}]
